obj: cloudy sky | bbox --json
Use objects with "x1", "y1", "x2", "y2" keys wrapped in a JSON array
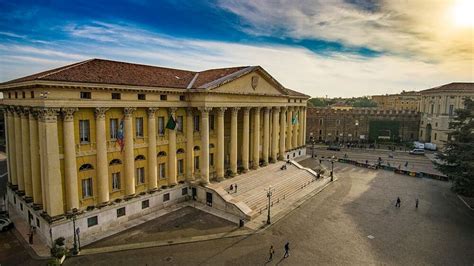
[{"x1": 0, "y1": 0, "x2": 472, "y2": 97}]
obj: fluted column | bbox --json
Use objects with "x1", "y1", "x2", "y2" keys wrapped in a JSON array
[
  {"x1": 14, "y1": 108, "x2": 24, "y2": 192},
  {"x1": 292, "y1": 107, "x2": 298, "y2": 148},
  {"x1": 38, "y1": 108, "x2": 64, "y2": 217},
  {"x1": 271, "y1": 107, "x2": 279, "y2": 163},
  {"x1": 242, "y1": 107, "x2": 250, "y2": 172},
  {"x1": 21, "y1": 108, "x2": 32, "y2": 198},
  {"x1": 62, "y1": 108, "x2": 79, "y2": 210},
  {"x1": 262, "y1": 107, "x2": 270, "y2": 166},
  {"x1": 301, "y1": 107, "x2": 306, "y2": 146},
  {"x1": 299, "y1": 107, "x2": 305, "y2": 147},
  {"x1": 147, "y1": 108, "x2": 158, "y2": 189},
  {"x1": 6, "y1": 108, "x2": 17, "y2": 185},
  {"x1": 95, "y1": 107, "x2": 109, "y2": 204},
  {"x1": 279, "y1": 107, "x2": 287, "y2": 160},
  {"x1": 216, "y1": 107, "x2": 226, "y2": 180},
  {"x1": 230, "y1": 108, "x2": 239, "y2": 175},
  {"x1": 124, "y1": 107, "x2": 136, "y2": 196},
  {"x1": 185, "y1": 108, "x2": 194, "y2": 181},
  {"x1": 286, "y1": 107, "x2": 293, "y2": 150},
  {"x1": 200, "y1": 107, "x2": 211, "y2": 184},
  {"x1": 167, "y1": 108, "x2": 177, "y2": 185},
  {"x1": 252, "y1": 107, "x2": 261, "y2": 169},
  {"x1": 29, "y1": 111, "x2": 42, "y2": 205}
]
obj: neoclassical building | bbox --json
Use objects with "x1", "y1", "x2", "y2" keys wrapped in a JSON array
[
  {"x1": 419, "y1": 82, "x2": 474, "y2": 148},
  {"x1": 1, "y1": 59, "x2": 308, "y2": 246}
]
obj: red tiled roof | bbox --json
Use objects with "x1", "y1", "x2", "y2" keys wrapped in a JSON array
[{"x1": 420, "y1": 82, "x2": 474, "y2": 94}]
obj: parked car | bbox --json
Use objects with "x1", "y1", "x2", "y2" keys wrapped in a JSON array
[
  {"x1": 409, "y1": 149, "x2": 425, "y2": 155},
  {"x1": 327, "y1": 145, "x2": 341, "y2": 151},
  {"x1": 0, "y1": 218, "x2": 14, "y2": 232}
]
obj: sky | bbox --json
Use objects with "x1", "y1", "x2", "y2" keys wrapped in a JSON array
[{"x1": 0, "y1": 0, "x2": 473, "y2": 97}]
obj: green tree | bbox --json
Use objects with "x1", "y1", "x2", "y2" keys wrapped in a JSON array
[{"x1": 435, "y1": 98, "x2": 474, "y2": 196}]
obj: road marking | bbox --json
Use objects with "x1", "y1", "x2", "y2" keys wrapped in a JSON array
[
  {"x1": 0, "y1": 172, "x2": 7, "y2": 178},
  {"x1": 367, "y1": 235, "x2": 375, "y2": 239}
]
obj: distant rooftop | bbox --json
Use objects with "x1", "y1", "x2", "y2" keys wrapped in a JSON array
[{"x1": 420, "y1": 82, "x2": 474, "y2": 94}]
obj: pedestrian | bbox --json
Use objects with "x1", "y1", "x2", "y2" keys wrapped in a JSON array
[
  {"x1": 405, "y1": 161, "x2": 408, "y2": 168},
  {"x1": 234, "y1": 184, "x2": 238, "y2": 193},
  {"x1": 284, "y1": 241, "x2": 290, "y2": 258},
  {"x1": 396, "y1": 197, "x2": 401, "y2": 208},
  {"x1": 365, "y1": 160, "x2": 368, "y2": 165},
  {"x1": 230, "y1": 184, "x2": 233, "y2": 192},
  {"x1": 416, "y1": 198, "x2": 419, "y2": 208},
  {"x1": 268, "y1": 245, "x2": 275, "y2": 261}
]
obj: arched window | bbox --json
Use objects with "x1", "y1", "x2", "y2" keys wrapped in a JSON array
[
  {"x1": 79, "y1": 163, "x2": 94, "y2": 171},
  {"x1": 209, "y1": 143, "x2": 215, "y2": 148},
  {"x1": 177, "y1": 148, "x2": 185, "y2": 154},
  {"x1": 109, "y1": 159, "x2": 122, "y2": 166},
  {"x1": 135, "y1": 155, "x2": 146, "y2": 161},
  {"x1": 157, "y1": 151, "x2": 167, "y2": 157},
  {"x1": 193, "y1": 146, "x2": 200, "y2": 151}
]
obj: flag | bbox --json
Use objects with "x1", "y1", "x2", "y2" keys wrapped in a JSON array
[
  {"x1": 292, "y1": 113, "x2": 298, "y2": 125},
  {"x1": 116, "y1": 116, "x2": 125, "y2": 152},
  {"x1": 166, "y1": 115, "x2": 176, "y2": 130}
]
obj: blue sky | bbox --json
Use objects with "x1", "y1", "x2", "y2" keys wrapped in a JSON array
[{"x1": 0, "y1": 0, "x2": 472, "y2": 97}]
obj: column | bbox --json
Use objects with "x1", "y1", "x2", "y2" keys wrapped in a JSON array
[
  {"x1": 38, "y1": 108, "x2": 64, "y2": 217},
  {"x1": 279, "y1": 107, "x2": 287, "y2": 160},
  {"x1": 38, "y1": 113, "x2": 48, "y2": 211},
  {"x1": 62, "y1": 108, "x2": 79, "y2": 210},
  {"x1": 303, "y1": 107, "x2": 307, "y2": 146},
  {"x1": 21, "y1": 108, "x2": 32, "y2": 198},
  {"x1": 286, "y1": 107, "x2": 293, "y2": 150},
  {"x1": 299, "y1": 107, "x2": 305, "y2": 147},
  {"x1": 262, "y1": 107, "x2": 270, "y2": 166},
  {"x1": 6, "y1": 108, "x2": 17, "y2": 186},
  {"x1": 293, "y1": 107, "x2": 299, "y2": 148},
  {"x1": 216, "y1": 107, "x2": 226, "y2": 180},
  {"x1": 230, "y1": 108, "x2": 239, "y2": 175},
  {"x1": 29, "y1": 111, "x2": 42, "y2": 205},
  {"x1": 252, "y1": 107, "x2": 260, "y2": 169},
  {"x1": 168, "y1": 107, "x2": 177, "y2": 185},
  {"x1": 199, "y1": 107, "x2": 211, "y2": 184},
  {"x1": 271, "y1": 107, "x2": 279, "y2": 163},
  {"x1": 123, "y1": 107, "x2": 136, "y2": 196},
  {"x1": 242, "y1": 107, "x2": 250, "y2": 172},
  {"x1": 185, "y1": 108, "x2": 194, "y2": 181},
  {"x1": 95, "y1": 107, "x2": 109, "y2": 204},
  {"x1": 147, "y1": 108, "x2": 158, "y2": 189},
  {"x1": 14, "y1": 108, "x2": 24, "y2": 192}
]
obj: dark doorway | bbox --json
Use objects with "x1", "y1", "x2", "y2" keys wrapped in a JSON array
[
  {"x1": 206, "y1": 192, "x2": 212, "y2": 207},
  {"x1": 192, "y1": 187, "x2": 197, "y2": 200}
]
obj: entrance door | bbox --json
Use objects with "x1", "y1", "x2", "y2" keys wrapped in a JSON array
[
  {"x1": 192, "y1": 187, "x2": 197, "y2": 200},
  {"x1": 206, "y1": 192, "x2": 212, "y2": 207}
]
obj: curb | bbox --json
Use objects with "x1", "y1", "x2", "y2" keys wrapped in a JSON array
[
  {"x1": 12, "y1": 228, "x2": 51, "y2": 260},
  {"x1": 457, "y1": 195, "x2": 474, "y2": 211}
]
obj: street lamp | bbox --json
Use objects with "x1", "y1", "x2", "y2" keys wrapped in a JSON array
[
  {"x1": 330, "y1": 159, "x2": 335, "y2": 182},
  {"x1": 310, "y1": 135, "x2": 315, "y2": 158},
  {"x1": 66, "y1": 208, "x2": 79, "y2": 255},
  {"x1": 266, "y1": 186, "x2": 274, "y2": 225}
]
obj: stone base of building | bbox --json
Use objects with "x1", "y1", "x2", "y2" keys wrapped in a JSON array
[{"x1": 284, "y1": 146, "x2": 307, "y2": 160}]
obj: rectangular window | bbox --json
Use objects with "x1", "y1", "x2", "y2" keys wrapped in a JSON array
[
  {"x1": 80, "y1": 91, "x2": 91, "y2": 99},
  {"x1": 176, "y1": 116, "x2": 183, "y2": 132},
  {"x1": 182, "y1": 187, "x2": 188, "y2": 195},
  {"x1": 449, "y1": 105, "x2": 454, "y2": 116},
  {"x1": 158, "y1": 117, "x2": 165, "y2": 135},
  {"x1": 179, "y1": 95, "x2": 186, "y2": 101},
  {"x1": 110, "y1": 119, "x2": 118, "y2": 139},
  {"x1": 112, "y1": 93, "x2": 121, "y2": 99},
  {"x1": 194, "y1": 156, "x2": 200, "y2": 170},
  {"x1": 79, "y1": 120, "x2": 90, "y2": 143},
  {"x1": 112, "y1": 172, "x2": 121, "y2": 190},
  {"x1": 159, "y1": 163, "x2": 166, "y2": 179},
  {"x1": 434, "y1": 133, "x2": 437, "y2": 140},
  {"x1": 178, "y1": 159, "x2": 184, "y2": 175},
  {"x1": 135, "y1": 117, "x2": 144, "y2": 137},
  {"x1": 160, "y1": 95, "x2": 167, "y2": 101},
  {"x1": 163, "y1": 193, "x2": 170, "y2": 202},
  {"x1": 142, "y1": 200, "x2": 149, "y2": 209},
  {"x1": 82, "y1": 178, "x2": 93, "y2": 198},
  {"x1": 210, "y1": 153, "x2": 214, "y2": 166},
  {"x1": 194, "y1": 115, "x2": 200, "y2": 131},
  {"x1": 30, "y1": 91, "x2": 34, "y2": 98},
  {"x1": 430, "y1": 104, "x2": 434, "y2": 114},
  {"x1": 87, "y1": 216, "x2": 98, "y2": 227},
  {"x1": 319, "y1": 119, "x2": 323, "y2": 125},
  {"x1": 136, "y1": 167, "x2": 145, "y2": 184},
  {"x1": 8, "y1": 92, "x2": 11, "y2": 98},
  {"x1": 22, "y1": 91, "x2": 26, "y2": 98},
  {"x1": 209, "y1": 115, "x2": 215, "y2": 130},
  {"x1": 117, "y1": 207, "x2": 126, "y2": 218},
  {"x1": 15, "y1": 92, "x2": 18, "y2": 98},
  {"x1": 138, "y1": 94, "x2": 146, "y2": 100}
]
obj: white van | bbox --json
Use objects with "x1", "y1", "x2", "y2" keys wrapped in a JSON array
[{"x1": 409, "y1": 149, "x2": 425, "y2": 155}]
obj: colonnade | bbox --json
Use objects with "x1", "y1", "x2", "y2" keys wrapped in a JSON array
[{"x1": 5, "y1": 105, "x2": 306, "y2": 216}]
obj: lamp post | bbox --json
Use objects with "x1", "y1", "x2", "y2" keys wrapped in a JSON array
[
  {"x1": 66, "y1": 208, "x2": 79, "y2": 255},
  {"x1": 266, "y1": 186, "x2": 274, "y2": 225},
  {"x1": 330, "y1": 159, "x2": 335, "y2": 182},
  {"x1": 310, "y1": 135, "x2": 315, "y2": 158}
]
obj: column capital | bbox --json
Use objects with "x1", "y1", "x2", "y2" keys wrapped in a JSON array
[
  {"x1": 168, "y1": 107, "x2": 177, "y2": 116},
  {"x1": 272, "y1": 106, "x2": 280, "y2": 112},
  {"x1": 253, "y1": 107, "x2": 261, "y2": 112},
  {"x1": 198, "y1": 107, "x2": 212, "y2": 114},
  {"x1": 242, "y1": 107, "x2": 251, "y2": 115},
  {"x1": 216, "y1": 107, "x2": 227, "y2": 116},
  {"x1": 231, "y1": 107, "x2": 240, "y2": 115},
  {"x1": 186, "y1": 107, "x2": 195, "y2": 116},
  {"x1": 62, "y1": 108, "x2": 78, "y2": 122},
  {"x1": 124, "y1": 107, "x2": 136, "y2": 117},
  {"x1": 14, "y1": 106, "x2": 24, "y2": 116},
  {"x1": 264, "y1": 107, "x2": 271, "y2": 114},
  {"x1": 147, "y1": 107, "x2": 159, "y2": 117},
  {"x1": 36, "y1": 107, "x2": 60, "y2": 123},
  {"x1": 95, "y1": 107, "x2": 109, "y2": 119},
  {"x1": 20, "y1": 107, "x2": 31, "y2": 117},
  {"x1": 281, "y1": 106, "x2": 288, "y2": 112}
]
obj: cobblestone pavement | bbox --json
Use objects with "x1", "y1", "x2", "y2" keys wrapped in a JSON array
[{"x1": 65, "y1": 157, "x2": 474, "y2": 265}]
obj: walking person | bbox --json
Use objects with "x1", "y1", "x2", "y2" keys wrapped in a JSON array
[
  {"x1": 283, "y1": 241, "x2": 290, "y2": 258},
  {"x1": 229, "y1": 184, "x2": 233, "y2": 192},
  {"x1": 268, "y1": 245, "x2": 275, "y2": 261},
  {"x1": 395, "y1": 197, "x2": 401, "y2": 208},
  {"x1": 416, "y1": 198, "x2": 419, "y2": 208},
  {"x1": 234, "y1": 184, "x2": 238, "y2": 193},
  {"x1": 405, "y1": 161, "x2": 409, "y2": 168}
]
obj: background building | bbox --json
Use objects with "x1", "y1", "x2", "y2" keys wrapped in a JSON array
[
  {"x1": 306, "y1": 107, "x2": 420, "y2": 143},
  {"x1": 419, "y1": 82, "x2": 474, "y2": 148},
  {"x1": 0, "y1": 59, "x2": 308, "y2": 247},
  {"x1": 372, "y1": 91, "x2": 421, "y2": 111}
]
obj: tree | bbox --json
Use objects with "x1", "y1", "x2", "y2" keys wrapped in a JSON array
[{"x1": 435, "y1": 98, "x2": 474, "y2": 197}]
